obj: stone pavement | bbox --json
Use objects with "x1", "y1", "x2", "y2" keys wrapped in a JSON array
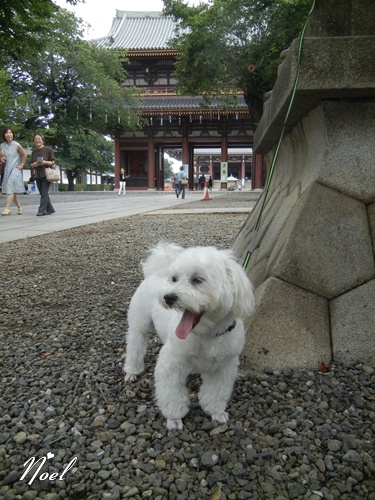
[{"x1": 0, "y1": 190, "x2": 257, "y2": 244}]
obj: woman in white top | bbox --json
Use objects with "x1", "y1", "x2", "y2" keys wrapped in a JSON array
[{"x1": 1, "y1": 127, "x2": 27, "y2": 216}]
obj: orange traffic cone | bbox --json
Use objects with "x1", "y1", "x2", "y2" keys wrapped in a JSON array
[{"x1": 202, "y1": 182, "x2": 211, "y2": 201}]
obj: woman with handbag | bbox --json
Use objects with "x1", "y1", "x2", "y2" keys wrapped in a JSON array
[
  {"x1": 1, "y1": 127, "x2": 27, "y2": 216},
  {"x1": 176, "y1": 165, "x2": 187, "y2": 199},
  {"x1": 30, "y1": 133, "x2": 56, "y2": 216}
]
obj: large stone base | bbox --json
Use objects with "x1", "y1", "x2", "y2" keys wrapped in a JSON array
[
  {"x1": 235, "y1": 101, "x2": 375, "y2": 370},
  {"x1": 234, "y1": 0, "x2": 375, "y2": 370},
  {"x1": 242, "y1": 278, "x2": 331, "y2": 371}
]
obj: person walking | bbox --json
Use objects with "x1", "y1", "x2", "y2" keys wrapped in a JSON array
[
  {"x1": 0, "y1": 147, "x2": 5, "y2": 188},
  {"x1": 176, "y1": 166, "x2": 187, "y2": 199},
  {"x1": 1, "y1": 127, "x2": 27, "y2": 216},
  {"x1": 118, "y1": 168, "x2": 129, "y2": 195},
  {"x1": 30, "y1": 133, "x2": 56, "y2": 216},
  {"x1": 174, "y1": 174, "x2": 180, "y2": 198}
]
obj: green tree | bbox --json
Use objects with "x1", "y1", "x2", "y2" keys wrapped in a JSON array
[
  {"x1": 164, "y1": 157, "x2": 176, "y2": 179},
  {"x1": 0, "y1": 0, "x2": 80, "y2": 61},
  {"x1": 57, "y1": 129, "x2": 114, "y2": 189},
  {"x1": 9, "y1": 9, "x2": 139, "y2": 136},
  {"x1": 0, "y1": 70, "x2": 14, "y2": 123},
  {"x1": 163, "y1": 0, "x2": 311, "y2": 124},
  {"x1": 1, "y1": 7, "x2": 141, "y2": 190}
]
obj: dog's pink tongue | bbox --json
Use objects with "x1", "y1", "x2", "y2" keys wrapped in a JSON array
[{"x1": 176, "y1": 309, "x2": 198, "y2": 339}]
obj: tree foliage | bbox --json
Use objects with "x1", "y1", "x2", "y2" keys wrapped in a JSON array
[
  {"x1": 0, "y1": 2, "x2": 141, "y2": 189},
  {"x1": 56, "y1": 129, "x2": 114, "y2": 189},
  {"x1": 8, "y1": 8, "x2": 139, "y2": 137},
  {"x1": 163, "y1": 157, "x2": 176, "y2": 179},
  {"x1": 163, "y1": 0, "x2": 311, "y2": 123},
  {"x1": 0, "y1": 0, "x2": 79, "y2": 61}
]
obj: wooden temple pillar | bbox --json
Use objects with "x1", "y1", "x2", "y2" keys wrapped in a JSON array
[
  {"x1": 114, "y1": 134, "x2": 121, "y2": 189},
  {"x1": 252, "y1": 153, "x2": 263, "y2": 189},
  {"x1": 148, "y1": 137, "x2": 155, "y2": 190},
  {"x1": 181, "y1": 122, "x2": 191, "y2": 187}
]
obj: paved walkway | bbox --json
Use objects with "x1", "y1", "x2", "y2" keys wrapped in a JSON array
[{"x1": 0, "y1": 190, "x2": 255, "y2": 243}]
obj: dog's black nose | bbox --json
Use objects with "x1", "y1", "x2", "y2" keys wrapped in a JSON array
[{"x1": 164, "y1": 293, "x2": 178, "y2": 306}]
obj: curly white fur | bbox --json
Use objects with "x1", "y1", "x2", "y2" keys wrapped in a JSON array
[{"x1": 124, "y1": 242, "x2": 255, "y2": 430}]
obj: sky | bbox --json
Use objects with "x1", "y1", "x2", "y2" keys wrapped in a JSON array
[{"x1": 53, "y1": 0, "x2": 204, "y2": 40}]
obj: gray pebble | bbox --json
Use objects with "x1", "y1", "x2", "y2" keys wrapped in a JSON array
[
  {"x1": 328, "y1": 439, "x2": 342, "y2": 452},
  {"x1": 353, "y1": 395, "x2": 365, "y2": 408},
  {"x1": 201, "y1": 450, "x2": 219, "y2": 467},
  {"x1": 342, "y1": 450, "x2": 361, "y2": 464}
]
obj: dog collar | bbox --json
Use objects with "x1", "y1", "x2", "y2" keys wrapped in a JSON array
[{"x1": 216, "y1": 320, "x2": 237, "y2": 337}]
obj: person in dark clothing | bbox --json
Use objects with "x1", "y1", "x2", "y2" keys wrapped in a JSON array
[
  {"x1": 30, "y1": 133, "x2": 56, "y2": 216},
  {"x1": 118, "y1": 168, "x2": 129, "y2": 195}
]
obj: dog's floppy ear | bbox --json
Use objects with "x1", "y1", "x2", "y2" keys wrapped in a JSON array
[
  {"x1": 142, "y1": 241, "x2": 183, "y2": 278},
  {"x1": 224, "y1": 253, "x2": 255, "y2": 318}
]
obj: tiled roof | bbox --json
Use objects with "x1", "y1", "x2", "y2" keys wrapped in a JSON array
[
  {"x1": 134, "y1": 95, "x2": 249, "y2": 113},
  {"x1": 94, "y1": 11, "x2": 178, "y2": 50}
]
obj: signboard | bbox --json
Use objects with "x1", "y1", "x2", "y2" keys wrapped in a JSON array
[{"x1": 221, "y1": 162, "x2": 228, "y2": 181}]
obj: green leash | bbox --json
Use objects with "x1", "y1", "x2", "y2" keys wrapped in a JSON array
[{"x1": 243, "y1": 0, "x2": 316, "y2": 270}]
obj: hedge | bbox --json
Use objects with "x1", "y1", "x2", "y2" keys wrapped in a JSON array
[{"x1": 57, "y1": 184, "x2": 112, "y2": 192}]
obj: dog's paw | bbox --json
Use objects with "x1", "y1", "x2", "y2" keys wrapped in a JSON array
[
  {"x1": 166, "y1": 419, "x2": 184, "y2": 431},
  {"x1": 125, "y1": 373, "x2": 137, "y2": 383},
  {"x1": 211, "y1": 411, "x2": 229, "y2": 424}
]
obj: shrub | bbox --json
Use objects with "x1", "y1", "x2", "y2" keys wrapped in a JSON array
[{"x1": 75, "y1": 183, "x2": 110, "y2": 191}]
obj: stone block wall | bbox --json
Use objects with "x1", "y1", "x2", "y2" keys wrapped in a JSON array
[{"x1": 234, "y1": 102, "x2": 375, "y2": 370}]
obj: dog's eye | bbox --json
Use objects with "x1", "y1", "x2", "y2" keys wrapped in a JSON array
[
  {"x1": 191, "y1": 277, "x2": 204, "y2": 285},
  {"x1": 171, "y1": 276, "x2": 178, "y2": 283}
]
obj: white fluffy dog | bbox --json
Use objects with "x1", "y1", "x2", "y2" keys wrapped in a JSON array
[{"x1": 124, "y1": 242, "x2": 255, "y2": 430}]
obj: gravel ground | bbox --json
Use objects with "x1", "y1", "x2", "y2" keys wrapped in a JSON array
[{"x1": 1, "y1": 193, "x2": 374, "y2": 500}]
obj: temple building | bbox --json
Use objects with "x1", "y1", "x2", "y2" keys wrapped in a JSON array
[{"x1": 94, "y1": 11, "x2": 263, "y2": 190}]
